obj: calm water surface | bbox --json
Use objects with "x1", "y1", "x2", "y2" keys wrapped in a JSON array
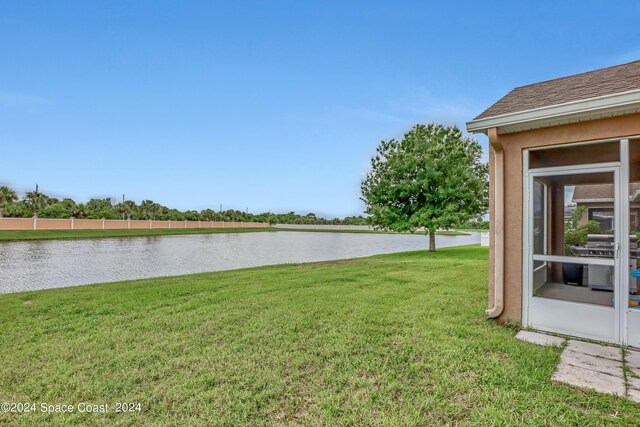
[{"x1": 0, "y1": 231, "x2": 480, "y2": 293}]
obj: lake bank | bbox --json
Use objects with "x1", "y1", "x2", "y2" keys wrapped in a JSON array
[
  {"x1": 0, "y1": 227, "x2": 470, "y2": 242},
  {"x1": 0, "y1": 231, "x2": 480, "y2": 293},
  {"x1": 0, "y1": 227, "x2": 276, "y2": 241}
]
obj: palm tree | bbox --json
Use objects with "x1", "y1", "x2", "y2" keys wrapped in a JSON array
[
  {"x1": 71, "y1": 203, "x2": 88, "y2": 219},
  {"x1": 25, "y1": 186, "x2": 47, "y2": 218},
  {"x1": 140, "y1": 200, "x2": 155, "y2": 220},
  {"x1": 153, "y1": 203, "x2": 166, "y2": 220},
  {"x1": 124, "y1": 200, "x2": 138, "y2": 219},
  {"x1": 0, "y1": 186, "x2": 18, "y2": 218},
  {"x1": 116, "y1": 202, "x2": 132, "y2": 220},
  {"x1": 118, "y1": 200, "x2": 136, "y2": 219}
]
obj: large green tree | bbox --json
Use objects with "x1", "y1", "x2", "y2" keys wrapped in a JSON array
[{"x1": 361, "y1": 123, "x2": 488, "y2": 251}]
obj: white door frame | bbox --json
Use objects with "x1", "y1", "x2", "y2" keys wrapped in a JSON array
[
  {"x1": 522, "y1": 154, "x2": 623, "y2": 343},
  {"x1": 618, "y1": 137, "x2": 640, "y2": 348}
]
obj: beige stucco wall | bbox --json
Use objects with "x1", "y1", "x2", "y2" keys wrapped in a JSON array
[
  {"x1": 0, "y1": 218, "x2": 270, "y2": 231},
  {"x1": 0, "y1": 218, "x2": 34, "y2": 230},
  {"x1": 490, "y1": 112, "x2": 640, "y2": 323}
]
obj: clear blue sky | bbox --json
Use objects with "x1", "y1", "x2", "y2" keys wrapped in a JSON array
[{"x1": 1, "y1": 1, "x2": 638, "y2": 217}]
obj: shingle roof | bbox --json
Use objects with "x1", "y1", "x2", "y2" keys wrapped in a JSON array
[{"x1": 475, "y1": 60, "x2": 640, "y2": 120}]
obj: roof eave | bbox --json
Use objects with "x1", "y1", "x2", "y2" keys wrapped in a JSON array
[{"x1": 466, "y1": 89, "x2": 640, "y2": 135}]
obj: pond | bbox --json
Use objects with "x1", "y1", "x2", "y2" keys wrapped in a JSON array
[{"x1": 0, "y1": 231, "x2": 480, "y2": 293}]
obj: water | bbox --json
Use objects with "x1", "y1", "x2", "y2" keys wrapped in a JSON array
[{"x1": 0, "y1": 231, "x2": 480, "y2": 293}]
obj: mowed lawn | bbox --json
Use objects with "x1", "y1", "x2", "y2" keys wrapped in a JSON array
[{"x1": 0, "y1": 246, "x2": 638, "y2": 426}]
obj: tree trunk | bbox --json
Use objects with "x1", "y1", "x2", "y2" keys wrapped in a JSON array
[{"x1": 428, "y1": 229, "x2": 436, "y2": 252}]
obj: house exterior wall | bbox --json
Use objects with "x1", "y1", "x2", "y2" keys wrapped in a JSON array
[{"x1": 490, "y1": 112, "x2": 640, "y2": 323}]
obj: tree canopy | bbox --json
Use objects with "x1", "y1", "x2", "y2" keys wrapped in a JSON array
[
  {"x1": 0, "y1": 186, "x2": 368, "y2": 226},
  {"x1": 361, "y1": 123, "x2": 488, "y2": 251},
  {"x1": 0, "y1": 186, "x2": 18, "y2": 218}
]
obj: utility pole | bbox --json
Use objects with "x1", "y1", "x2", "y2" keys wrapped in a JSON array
[
  {"x1": 33, "y1": 183, "x2": 39, "y2": 218},
  {"x1": 220, "y1": 203, "x2": 222, "y2": 212},
  {"x1": 122, "y1": 194, "x2": 125, "y2": 220}
]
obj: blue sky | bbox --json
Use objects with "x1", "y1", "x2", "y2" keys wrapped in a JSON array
[{"x1": 1, "y1": 1, "x2": 638, "y2": 217}]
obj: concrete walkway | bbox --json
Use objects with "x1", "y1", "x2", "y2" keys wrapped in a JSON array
[{"x1": 515, "y1": 330, "x2": 640, "y2": 402}]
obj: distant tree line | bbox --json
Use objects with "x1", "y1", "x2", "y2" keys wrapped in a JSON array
[{"x1": 0, "y1": 185, "x2": 368, "y2": 225}]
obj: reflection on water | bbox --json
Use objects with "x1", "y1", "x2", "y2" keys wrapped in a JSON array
[{"x1": 0, "y1": 231, "x2": 480, "y2": 293}]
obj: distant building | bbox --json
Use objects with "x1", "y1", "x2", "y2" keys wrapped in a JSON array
[{"x1": 572, "y1": 183, "x2": 640, "y2": 232}]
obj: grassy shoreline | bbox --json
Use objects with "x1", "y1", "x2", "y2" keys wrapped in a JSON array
[
  {"x1": 0, "y1": 227, "x2": 276, "y2": 241},
  {"x1": 274, "y1": 228, "x2": 469, "y2": 236},
  {"x1": 0, "y1": 227, "x2": 470, "y2": 242},
  {"x1": 1, "y1": 246, "x2": 637, "y2": 425}
]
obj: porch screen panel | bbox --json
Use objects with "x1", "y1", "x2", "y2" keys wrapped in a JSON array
[
  {"x1": 530, "y1": 168, "x2": 615, "y2": 307},
  {"x1": 532, "y1": 179, "x2": 546, "y2": 289}
]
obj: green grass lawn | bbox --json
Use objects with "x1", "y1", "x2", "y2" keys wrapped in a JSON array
[
  {"x1": 435, "y1": 230, "x2": 470, "y2": 235},
  {"x1": 1, "y1": 246, "x2": 637, "y2": 426}
]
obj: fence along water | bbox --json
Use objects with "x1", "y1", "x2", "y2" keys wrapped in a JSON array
[{"x1": 0, "y1": 218, "x2": 270, "y2": 231}]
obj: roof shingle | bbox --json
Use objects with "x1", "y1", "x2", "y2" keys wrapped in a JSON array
[{"x1": 475, "y1": 60, "x2": 640, "y2": 120}]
